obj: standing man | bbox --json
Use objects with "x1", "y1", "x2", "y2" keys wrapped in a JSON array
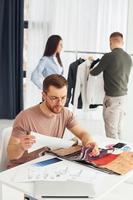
[
  {"x1": 90, "y1": 32, "x2": 132, "y2": 139},
  {"x1": 7, "y1": 74, "x2": 99, "y2": 167}
]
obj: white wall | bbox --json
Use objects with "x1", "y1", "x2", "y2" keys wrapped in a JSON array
[
  {"x1": 123, "y1": 0, "x2": 133, "y2": 141},
  {"x1": 126, "y1": 0, "x2": 133, "y2": 53}
]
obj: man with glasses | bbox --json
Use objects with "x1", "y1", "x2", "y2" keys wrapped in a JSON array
[{"x1": 7, "y1": 74, "x2": 99, "y2": 167}]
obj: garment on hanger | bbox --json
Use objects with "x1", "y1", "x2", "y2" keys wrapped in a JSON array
[
  {"x1": 90, "y1": 58, "x2": 100, "y2": 69},
  {"x1": 73, "y1": 59, "x2": 92, "y2": 113},
  {"x1": 89, "y1": 59, "x2": 103, "y2": 108},
  {"x1": 65, "y1": 58, "x2": 85, "y2": 108},
  {"x1": 87, "y1": 61, "x2": 105, "y2": 105},
  {"x1": 73, "y1": 59, "x2": 104, "y2": 113}
]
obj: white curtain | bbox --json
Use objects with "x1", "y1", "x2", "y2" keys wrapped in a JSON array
[
  {"x1": 25, "y1": 0, "x2": 128, "y2": 108},
  {"x1": 96, "y1": 0, "x2": 128, "y2": 52},
  {"x1": 25, "y1": 0, "x2": 57, "y2": 107}
]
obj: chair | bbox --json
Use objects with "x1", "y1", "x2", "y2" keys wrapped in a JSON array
[{"x1": 0, "y1": 127, "x2": 12, "y2": 171}]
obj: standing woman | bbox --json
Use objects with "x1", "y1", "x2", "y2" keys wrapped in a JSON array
[{"x1": 31, "y1": 35, "x2": 63, "y2": 90}]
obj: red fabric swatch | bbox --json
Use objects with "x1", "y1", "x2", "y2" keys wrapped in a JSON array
[{"x1": 89, "y1": 154, "x2": 119, "y2": 166}]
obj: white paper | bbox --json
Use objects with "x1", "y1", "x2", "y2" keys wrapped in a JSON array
[
  {"x1": 28, "y1": 131, "x2": 75, "y2": 153},
  {"x1": 13, "y1": 161, "x2": 99, "y2": 183}
]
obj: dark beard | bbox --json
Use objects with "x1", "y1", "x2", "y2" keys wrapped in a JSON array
[{"x1": 45, "y1": 101, "x2": 63, "y2": 114}]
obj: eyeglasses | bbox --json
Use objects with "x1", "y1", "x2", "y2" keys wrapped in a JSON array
[{"x1": 46, "y1": 95, "x2": 67, "y2": 103}]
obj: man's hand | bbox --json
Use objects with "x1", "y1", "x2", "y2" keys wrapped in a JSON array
[
  {"x1": 85, "y1": 142, "x2": 99, "y2": 157},
  {"x1": 20, "y1": 135, "x2": 36, "y2": 151}
]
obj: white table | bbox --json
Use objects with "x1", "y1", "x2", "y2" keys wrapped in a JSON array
[{"x1": 0, "y1": 137, "x2": 133, "y2": 200}]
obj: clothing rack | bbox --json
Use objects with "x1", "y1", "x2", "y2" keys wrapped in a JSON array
[
  {"x1": 64, "y1": 50, "x2": 133, "y2": 57},
  {"x1": 64, "y1": 50, "x2": 105, "y2": 54},
  {"x1": 64, "y1": 50, "x2": 105, "y2": 60},
  {"x1": 64, "y1": 50, "x2": 104, "y2": 57}
]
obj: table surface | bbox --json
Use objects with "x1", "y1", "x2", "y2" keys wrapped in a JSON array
[{"x1": 0, "y1": 136, "x2": 133, "y2": 200}]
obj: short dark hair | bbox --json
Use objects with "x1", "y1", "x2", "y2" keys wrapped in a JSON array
[
  {"x1": 43, "y1": 74, "x2": 68, "y2": 92},
  {"x1": 110, "y1": 32, "x2": 123, "y2": 39}
]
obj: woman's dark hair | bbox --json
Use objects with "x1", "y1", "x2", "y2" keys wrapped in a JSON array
[{"x1": 43, "y1": 35, "x2": 63, "y2": 66}]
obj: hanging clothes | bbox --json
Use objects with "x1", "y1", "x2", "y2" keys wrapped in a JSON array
[
  {"x1": 87, "y1": 60, "x2": 105, "y2": 105},
  {"x1": 65, "y1": 58, "x2": 85, "y2": 108},
  {"x1": 87, "y1": 72, "x2": 105, "y2": 105},
  {"x1": 73, "y1": 59, "x2": 92, "y2": 113},
  {"x1": 73, "y1": 59, "x2": 104, "y2": 114}
]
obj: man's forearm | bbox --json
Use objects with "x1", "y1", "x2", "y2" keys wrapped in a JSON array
[
  {"x1": 80, "y1": 132, "x2": 94, "y2": 146},
  {"x1": 70, "y1": 125, "x2": 95, "y2": 146},
  {"x1": 7, "y1": 144, "x2": 25, "y2": 160}
]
